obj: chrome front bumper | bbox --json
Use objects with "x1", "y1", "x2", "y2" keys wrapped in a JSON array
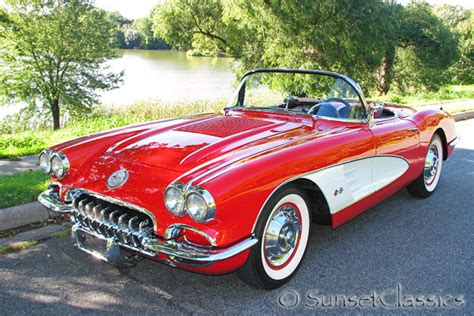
[{"x1": 38, "y1": 189, "x2": 257, "y2": 263}]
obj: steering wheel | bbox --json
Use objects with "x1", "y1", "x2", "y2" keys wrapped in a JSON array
[
  {"x1": 307, "y1": 97, "x2": 352, "y2": 117},
  {"x1": 326, "y1": 97, "x2": 352, "y2": 118},
  {"x1": 324, "y1": 97, "x2": 352, "y2": 109}
]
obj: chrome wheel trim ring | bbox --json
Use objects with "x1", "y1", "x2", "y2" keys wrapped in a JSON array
[
  {"x1": 424, "y1": 144, "x2": 439, "y2": 186},
  {"x1": 263, "y1": 203, "x2": 301, "y2": 268},
  {"x1": 260, "y1": 193, "x2": 310, "y2": 281},
  {"x1": 423, "y1": 137, "x2": 443, "y2": 192}
]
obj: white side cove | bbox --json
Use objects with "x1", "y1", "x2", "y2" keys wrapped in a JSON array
[{"x1": 302, "y1": 156, "x2": 409, "y2": 214}]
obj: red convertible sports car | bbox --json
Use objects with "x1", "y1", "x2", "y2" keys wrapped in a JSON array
[{"x1": 38, "y1": 69, "x2": 458, "y2": 289}]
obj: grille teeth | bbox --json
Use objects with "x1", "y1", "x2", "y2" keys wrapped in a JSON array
[
  {"x1": 85, "y1": 201, "x2": 95, "y2": 217},
  {"x1": 128, "y1": 216, "x2": 139, "y2": 231},
  {"x1": 78, "y1": 199, "x2": 87, "y2": 215},
  {"x1": 139, "y1": 219, "x2": 150, "y2": 232},
  {"x1": 118, "y1": 213, "x2": 128, "y2": 227},
  {"x1": 72, "y1": 197, "x2": 79, "y2": 209},
  {"x1": 70, "y1": 195, "x2": 154, "y2": 252},
  {"x1": 92, "y1": 204, "x2": 103, "y2": 220},
  {"x1": 109, "y1": 210, "x2": 120, "y2": 225},
  {"x1": 100, "y1": 207, "x2": 112, "y2": 223}
]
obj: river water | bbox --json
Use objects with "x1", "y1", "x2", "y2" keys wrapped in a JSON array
[
  {"x1": 101, "y1": 49, "x2": 235, "y2": 105},
  {"x1": 1, "y1": 50, "x2": 235, "y2": 120}
]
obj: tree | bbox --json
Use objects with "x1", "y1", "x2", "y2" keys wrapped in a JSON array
[
  {"x1": 435, "y1": 4, "x2": 470, "y2": 28},
  {"x1": 434, "y1": 5, "x2": 473, "y2": 84},
  {"x1": 153, "y1": 0, "x2": 396, "y2": 89},
  {"x1": 153, "y1": 0, "x2": 233, "y2": 53},
  {"x1": 376, "y1": 1, "x2": 459, "y2": 94},
  {"x1": 451, "y1": 11, "x2": 473, "y2": 84},
  {"x1": 242, "y1": 1, "x2": 397, "y2": 88},
  {"x1": 0, "y1": 0, "x2": 122, "y2": 130},
  {"x1": 153, "y1": 0, "x2": 461, "y2": 95},
  {"x1": 122, "y1": 24, "x2": 142, "y2": 48},
  {"x1": 107, "y1": 10, "x2": 132, "y2": 48}
]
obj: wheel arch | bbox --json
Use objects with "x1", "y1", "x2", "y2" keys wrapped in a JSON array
[
  {"x1": 252, "y1": 178, "x2": 332, "y2": 234},
  {"x1": 434, "y1": 127, "x2": 448, "y2": 161},
  {"x1": 291, "y1": 178, "x2": 332, "y2": 225}
]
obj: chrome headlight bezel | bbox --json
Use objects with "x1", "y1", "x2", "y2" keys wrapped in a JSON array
[
  {"x1": 164, "y1": 182, "x2": 216, "y2": 223},
  {"x1": 50, "y1": 151, "x2": 69, "y2": 178}
]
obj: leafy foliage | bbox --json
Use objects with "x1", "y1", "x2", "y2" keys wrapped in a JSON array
[
  {"x1": 152, "y1": 0, "x2": 464, "y2": 95},
  {"x1": 386, "y1": 2, "x2": 459, "y2": 93},
  {"x1": 0, "y1": 0, "x2": 123, "y2": 129},
  {"x1": 154, "y1": 0, "x2": 395, "y2": 88},
  {"x1": 110, "y1": 11, "x2": 171, "y2": 50},
  {"x1": 434, "y1": 5, "x2": 473, "y2": 85}
]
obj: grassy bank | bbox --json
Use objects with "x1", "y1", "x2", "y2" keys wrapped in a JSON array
[
  {"x1": 0, "y1": 86, "x2": 473, "y2": 160},
  {"x1": 371, "y1": 84, "x2": 474, "y2": 106},
  {"x1": 0, "y1": 171, "x2": 50, "y2": 209},
  {"x1": 0, "y1": 100, "x2": 225, "y2": 159}
]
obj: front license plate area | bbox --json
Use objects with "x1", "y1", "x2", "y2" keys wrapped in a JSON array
[{"x1": 72, "y1": 227, "x2": 121, "y2": 263}]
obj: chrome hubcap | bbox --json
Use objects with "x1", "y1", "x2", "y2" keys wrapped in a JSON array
[
  {"x1": 424, "y1": 145, "x2": 439, "y2": 185},
  {"x1": 264, "y1": 205, "x2": 301, "y2": 267}
]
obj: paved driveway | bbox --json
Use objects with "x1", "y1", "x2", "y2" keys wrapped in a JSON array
[
  {"x1": 1, "y1": 119, "x2": 473, "y2": 315},
  {"x1": 0, "y1": 155, "x2": 39, "y2": 176}
]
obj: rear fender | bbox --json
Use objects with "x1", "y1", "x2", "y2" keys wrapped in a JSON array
[{"x1": 406, "y1": 108, "x2": 457, "y2": 159}]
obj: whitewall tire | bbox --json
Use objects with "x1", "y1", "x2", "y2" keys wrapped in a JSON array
[
  {"x1": 408, "y1": 134, "x2": 444, "y2": 198},
  {"x1": 237, "y1": 186, "x2": 311, "y2": 289}
]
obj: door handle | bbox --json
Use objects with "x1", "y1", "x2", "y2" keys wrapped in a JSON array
[{"x1": 408, "y1": 127, "x2": 419, "y2": 132}]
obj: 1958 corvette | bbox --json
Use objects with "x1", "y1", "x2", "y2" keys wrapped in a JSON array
[{"x1": 38, "y1": 69, "x2": 458, "y2": 289}]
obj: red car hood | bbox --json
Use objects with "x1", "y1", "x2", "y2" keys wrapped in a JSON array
[
  {"x1": 54, "y1": 110, "x2": 349, "y2": 198},
  {"x1": 52, "y1": 110, "x2": 360, "y2": 238},
  {"x1": 98, "y1": 113, "x2": 313, "y2": 172}
]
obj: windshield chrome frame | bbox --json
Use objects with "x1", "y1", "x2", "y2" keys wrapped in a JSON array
[{"x1": 226, "y1": 68, "x2": 369, "y2": 124}]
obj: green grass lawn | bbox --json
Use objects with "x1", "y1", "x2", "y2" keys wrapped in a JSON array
[
  {"x1": 370, "y1": 84, "x2": 474, "y2": 106},
  {"x1": 0, "y1": 171, "x2": 50, "y2": 209}
]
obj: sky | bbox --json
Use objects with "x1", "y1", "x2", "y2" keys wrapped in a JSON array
[
  {"x1": 94, "y1": 0, "x2": 162, "y2": 19},
  {"x1": 95, "y1": 0, "x2": 474, "y2": 20}
]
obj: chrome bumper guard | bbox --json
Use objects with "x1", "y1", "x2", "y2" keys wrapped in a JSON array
[
  {"x1": 449, "y1": 135, "x2": 460, "y2": 148},
  {"x1": 38, "y1": 189, "x2": 257, "y2": 263}
]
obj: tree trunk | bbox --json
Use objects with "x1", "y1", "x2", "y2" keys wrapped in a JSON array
[
  {"x1": 377, "y1": 49, "x2": 395, "y2": 96},
  {"x1": 51, "y1": 98, "x2": 60, "y2": 130}
]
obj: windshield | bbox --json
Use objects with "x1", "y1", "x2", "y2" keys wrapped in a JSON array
[{"x1": 228, "y1": 70, "x2": 367, "y2": 120}]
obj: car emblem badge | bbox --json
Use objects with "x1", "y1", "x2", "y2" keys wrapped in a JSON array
[
  {"x1": 107, "y1": 169, "x2": 129, "y2": 189},
  {"x1": 333, "y1": 187, "x2": 344, "y2": 196}
]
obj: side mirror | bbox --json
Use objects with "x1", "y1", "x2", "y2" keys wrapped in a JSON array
[
  {"x1": 368, "y1": 102, "x2": 384, "y2": 116},
  {"x1": 367, "y1": 102, "x2": 384, "y2": 127}
]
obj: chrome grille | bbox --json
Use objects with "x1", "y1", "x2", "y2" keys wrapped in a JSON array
[{"x1": 71, "y1": 194, "x2": 154, "y2": 253}]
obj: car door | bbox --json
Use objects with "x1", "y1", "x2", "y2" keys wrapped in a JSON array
[{"x1": 370, "y1": 115, "x2": 421, "y2": 191}]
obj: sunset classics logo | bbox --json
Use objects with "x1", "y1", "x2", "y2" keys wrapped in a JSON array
[{"x1": 278, "y1": 284, "x2": 465, "y2": 310}]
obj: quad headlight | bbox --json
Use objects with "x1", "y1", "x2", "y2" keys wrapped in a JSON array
[
  {"x1": 186, "y1": 193, "x2": 209, "y2": 222},
  {"x1": 39, "y1": 150, "x2": 52, "y2": 174},
  {"x1": 38, "y1": 149, "x2": 69, "y2": 178},
  {"x1": 164, "y1": 187, "x2": 186, "y2": 217},
  {"x1": 164, "y1": 183, "x2": 215, "y2": 223}
]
